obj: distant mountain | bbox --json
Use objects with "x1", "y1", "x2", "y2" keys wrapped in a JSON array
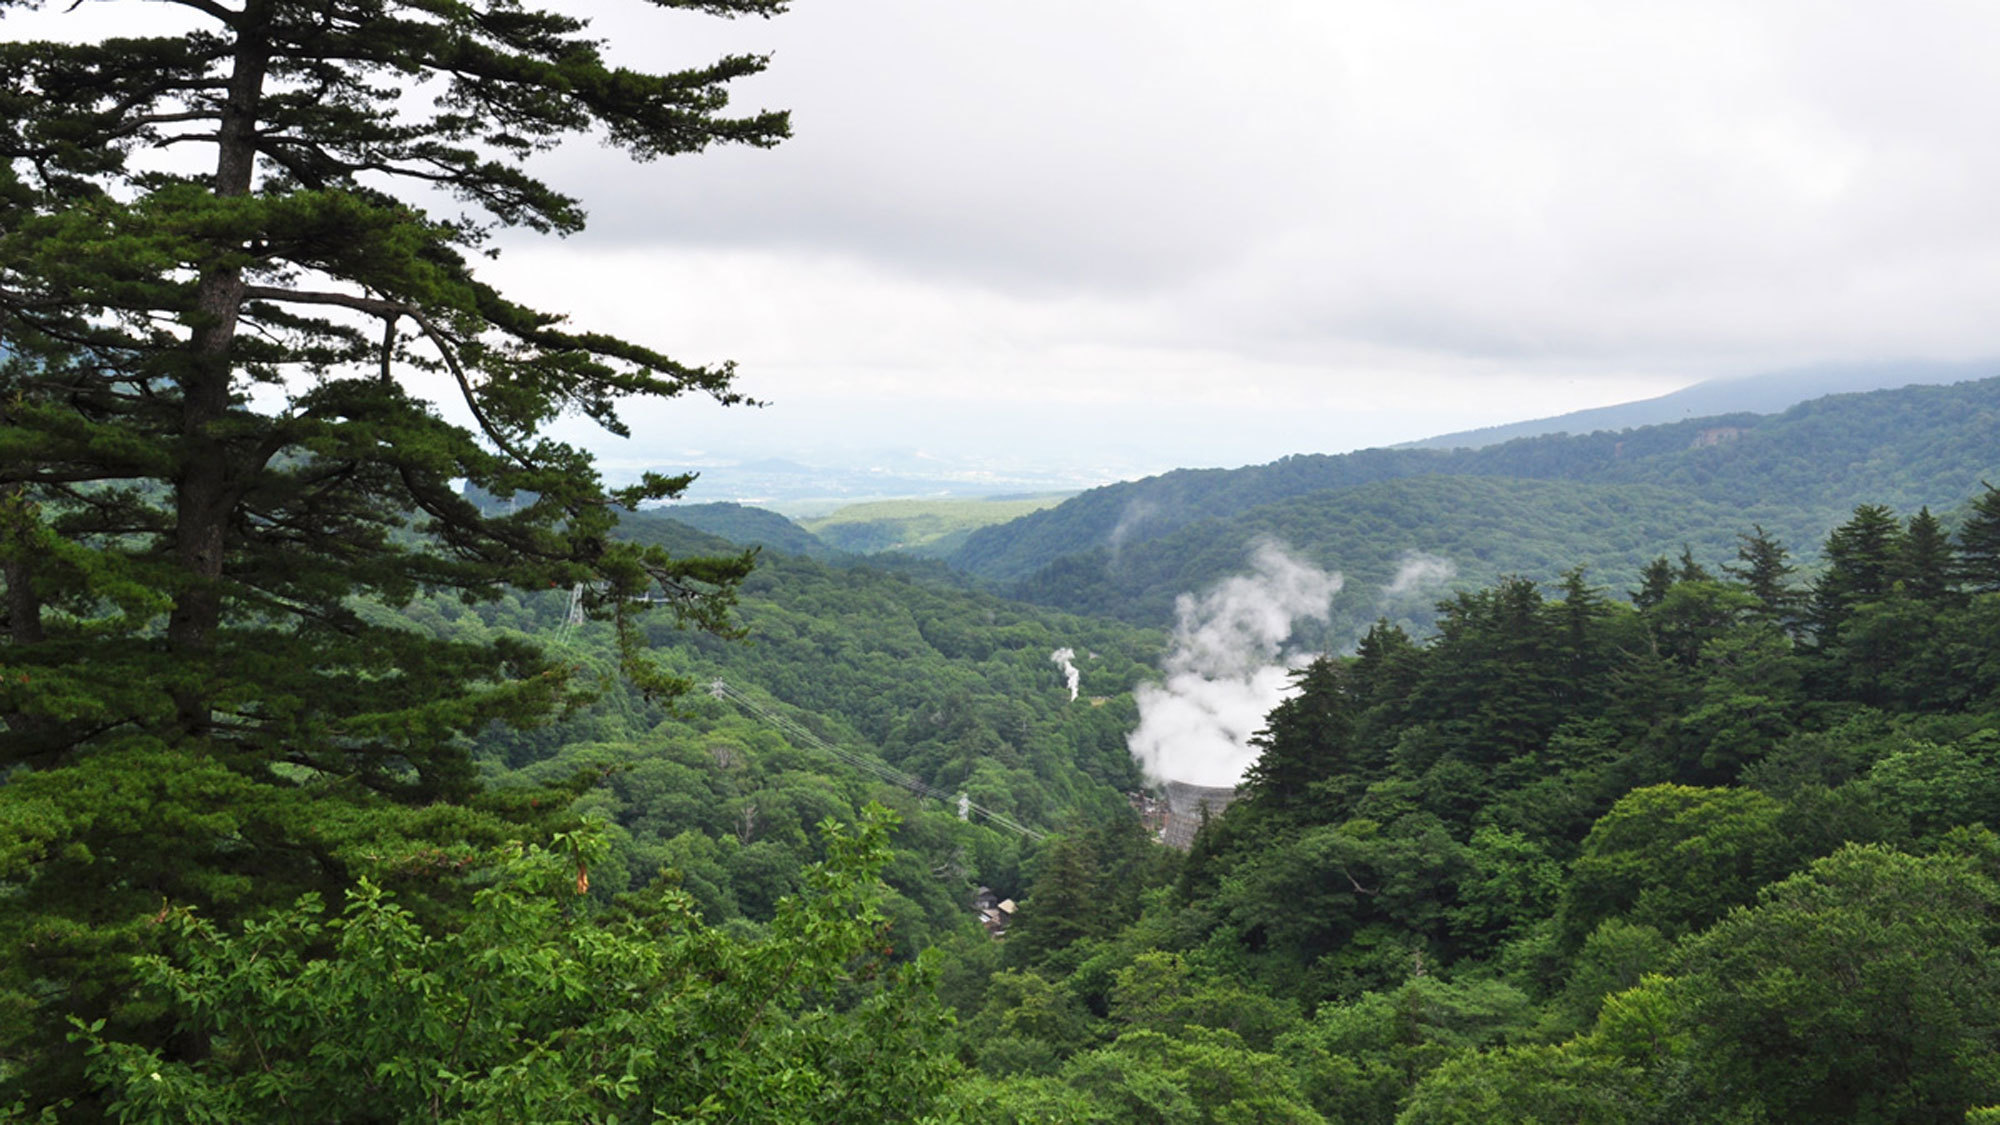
[
  {"x1": 949, "y1": 377, "x2": 2000, "y2": 629},
  {"x1": 641, "y1": 502, "x2": 836, "y2": 559},
  {"x1": 666, "y1": 450, "x2": 1107, "y2": 513},
  {"x1": 1401, "y1": 359, "x2": 1997, "y2": 450}
]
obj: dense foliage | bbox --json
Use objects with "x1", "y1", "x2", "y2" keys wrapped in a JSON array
[
  {"x1": 0, "y1": 0, "x2": 784, "y2": 1113},
  {"x1": 451, "y1": 513, "x2": 1164, "y2": 954},
  {"x1": 14, "y1": 471, "x2": 2000, "y2": 1119},
  {"x1": 10, "y1": 3, "x2": 2000, "y2": 1122},
  {"x1": 69, "y1": 808, "x2": 957, "y2": 1124},
  {"x1": 946, "y1": 489, "x2": 2000, "y2": 1123}
]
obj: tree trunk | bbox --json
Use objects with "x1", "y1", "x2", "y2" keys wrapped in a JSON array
[
  {"x1": 167, "y1": 5, "x2": 270, "y2": 738},
  {"x1": 0, "y1": 483, "x2": 59, "y2": 764}
]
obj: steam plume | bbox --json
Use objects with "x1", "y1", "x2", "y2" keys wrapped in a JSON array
[
  {"x1": 1384, "y1": 552, "x2": 1456, "y2": 596},
  {"x1": 1050, "y1": 648, "x2": 1081, "y2": 702},
  {"x1": 1126, "y1": 541, "x2": 1343, "y2": 787},
  {"x1": 1107, "y1": 499, "x2": 1159, "y2": 560}
]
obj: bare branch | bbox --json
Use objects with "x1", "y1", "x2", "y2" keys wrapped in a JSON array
[
  {"x1": 159, "y1": 0, "x2": 242, "y2": 22},
  {"x1": 408, "y1": 314, "x2": 541, "y2": 474},
  {"x1": 240, "y1": 285, "x2": 414, "y2": 318}
]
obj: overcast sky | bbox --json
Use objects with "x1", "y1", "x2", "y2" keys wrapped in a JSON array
[
  {"x1": 18, "y1": 1, "x2": 2000, "y2": 489},
  {"x1": 489, "y1": 0, "x2": 2000, "y2": 485}
]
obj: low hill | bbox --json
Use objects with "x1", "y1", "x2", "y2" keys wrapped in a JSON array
[
  {"x1": 646, "y1": 501, "x2": 835, "y2": 558},
  {"x1": 800, "y1": 494, "x2": 1073, "y2": 556}
]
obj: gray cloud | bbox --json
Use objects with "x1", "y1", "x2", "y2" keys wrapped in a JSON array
[
  {"x1": 523, "y1": 0, "x2": 2000, "y2": 402},
  {"x1": 27, "y1": 1, "x2": 1997, "y2": 474}
]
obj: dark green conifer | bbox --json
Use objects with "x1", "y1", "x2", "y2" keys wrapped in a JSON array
[
  {"x1": 1631, "y1": 556, "x2": 1676, "y2": 610},
  {"x1": 1724, "y1": 524, "x2": 1802, "y2": 629},
  {"x1": 1, "y1": 0, "x2": 778, "y2": 767},
  {"x1": 1352, "y1": 618, "x2": 1421, "y2": 709},
  {"x1": 1243, "y1": 657, "x2": 1354, "y2": 820},
  {"x1": 1809, "y1": 503, "x2": 1905, "y2": 642},
  {"x1": 1957, "y1": 482, "x2": 2000, "y2": 594},
  {"x1": 1676, "y1": 544, "x2": 1713, "y2": 584},
  {"x1": 0, "y1": 0, "x2": 788, "y2": 1107},
  {"x1": 1552, "y1": 566, "x2": 1614, "y2": 688},
  {"x1": 1901, "y1": 506, "x2": 1957, "y2": 603}
]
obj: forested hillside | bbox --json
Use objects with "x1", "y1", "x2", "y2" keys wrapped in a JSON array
[
  {"x1": 458, "y1": 511, "x2": 1166, "y2": 928},
  {"x1": 947, "y1": 487, "x2": 2000, "y2": 1123},
  {"x1": 953, "y1": 377, "x2": 2000, "y2": 609},
  {"x1": 647, "y1": 501, "x2": 841, "y2": 559},
  {"x1": 1007, "y1": 475, "x2": 1783, "y2": 635},
  {"x1": 13, "y1": 0, "x2": 2000, "y2": 1120}
]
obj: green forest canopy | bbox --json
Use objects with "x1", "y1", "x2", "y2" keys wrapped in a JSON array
[{"x1": 9, "y1": 0, "x2": 2000, "y2": 1120}]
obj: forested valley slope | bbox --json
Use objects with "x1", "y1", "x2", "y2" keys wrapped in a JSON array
[
  {"x1": 8, "y1": 0, "x2": 2000, "y2": 1117},
  {"x1": 950, "y1": 375, "x2": 2000, "y2": 631},
  {"x1": 14, "y1": 418, "x2": 2000, "y2": 1120}
]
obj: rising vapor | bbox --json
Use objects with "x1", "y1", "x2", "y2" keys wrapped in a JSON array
[
  {"x1": 1050, "y1": 648, "x2": 1081, "y2": 702},
  {"x1": 1106, "y1": 499, "x2": 1159, "y2": 560},
  {"x1": 1384, "y1": 551, "x2": 1456, "y2": 596},
  {"x1": 1126, "y1": 541, "x2": 1343, "y2": 787}
]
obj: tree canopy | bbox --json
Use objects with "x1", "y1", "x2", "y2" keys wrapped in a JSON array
[
  {"x1": 0, "y1": 0, "x2": 790, "y2": 1108},
  {"x1": 0, "y1": 0, "x2": 786, "y2": 768}
]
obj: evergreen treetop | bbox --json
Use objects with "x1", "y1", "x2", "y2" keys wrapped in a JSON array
[
  {"x1": 1959, "y1": 483, "x2": 2000, "y2": 593},
  {"x1": 0, "y1": 0, "x2": 784, "y2": 769},
  {"x1": 0, "y1": 2, "x2": 793, "y2": 1107}
]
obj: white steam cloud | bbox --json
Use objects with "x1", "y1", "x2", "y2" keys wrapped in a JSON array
[
  {"x1": 1050, "y1": 647, "x2": 1081, "y2": 702},
  {"x1": 1383, "y1": 552, "x2": 1456, "y2": 596},
  {"x1": 1126, "y1": 541, "x2": 1343, "y2": 788}
]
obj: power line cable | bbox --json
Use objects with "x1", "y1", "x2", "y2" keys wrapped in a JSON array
[{"x1": 707, "y1": 679, "x2": 1047, "y2": 841}]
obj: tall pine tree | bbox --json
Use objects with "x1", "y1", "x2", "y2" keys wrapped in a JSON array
[
  {"x1": 1958, "y1": 483, "x2": 2000, "y2": 594},
  {"x1": 0, "y1": 1, "x2": 790, "y2": 1108},
  {"x1": 1808, "y1": 503, "x2": 1905, "y2": 644},
  {"x1": 1902, "y1": 506, "x2": 1957, "y2": 604},
  {"x1": 0, "y1": 0, "x2": 779, "y2": 772},
  {"x1": 1724, "y1": 524, "x2": 1802, "y2": 632}
]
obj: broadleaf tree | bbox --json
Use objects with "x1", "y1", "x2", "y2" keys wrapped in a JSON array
[
  {"x1": 69, "y1": 807, "x2": 961, "y2": 1125},
  {"x1": 0, "y1": 0, "x2": 791, "y2": 1106}
]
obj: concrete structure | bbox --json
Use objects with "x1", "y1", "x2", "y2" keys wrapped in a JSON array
[{"x1": 1160, "y1": 780, "x2": 1240, "y2": 850}]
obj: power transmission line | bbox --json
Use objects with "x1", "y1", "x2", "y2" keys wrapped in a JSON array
[
  {"x1": 540, "y1": 593, "x2": 1049, "y2": 842},
  {"x1": 706, "y1": 679, "x2": 1047, "y2": 841}
]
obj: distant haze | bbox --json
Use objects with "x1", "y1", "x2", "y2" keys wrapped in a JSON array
[
  {"x1": 517, "y1": 2, "x2": 2000, "y2": 495},
  {"x1": 634, "y1": 359, "x2": 1989, "y2": 510}
]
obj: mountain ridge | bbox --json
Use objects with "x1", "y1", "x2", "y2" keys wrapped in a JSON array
[
  {"x1": 1399, "y1": 358, "x2": 1996, "y2": 450},
  {"x1": 947, "y1": 376, "x2": 2000, "y2": 627}
]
